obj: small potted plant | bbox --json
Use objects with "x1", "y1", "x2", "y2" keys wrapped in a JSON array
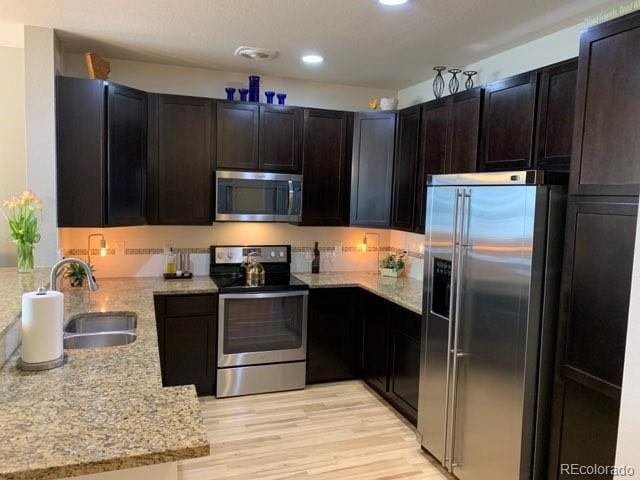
[
  {"x1": 64, "y1": 262, "x2": 95, "y2": 287},
  {"x1": 379, "y1": 252, "x2": 406, "y2": 278}
]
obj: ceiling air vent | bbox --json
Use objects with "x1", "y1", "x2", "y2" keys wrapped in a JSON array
[{"x1": 234, "y1": 46, "x2": 279, "y2": 60}]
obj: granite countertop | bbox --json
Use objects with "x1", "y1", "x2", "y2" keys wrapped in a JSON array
[
  {"x1": 0, "y1": 275, "x2": 217, "y2": 480},
  {"x1": 293, "y1": 272, "x2": 423, "y2": 315}
]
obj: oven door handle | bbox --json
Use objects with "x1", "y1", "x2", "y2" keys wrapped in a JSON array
[{"x1": 219, "y1": 290, "x2": 309, "y2": 300}]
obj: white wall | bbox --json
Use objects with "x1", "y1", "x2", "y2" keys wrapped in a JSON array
[
  {"x1": 0, "y1": 45, "x2": 26, "y2": 267},
  {"x1": 63, "y1": 53, "x2": 393, "y2": 112},
  {"x1": 615, "y1": 202, "x2": 640, "y2": 478},
  {"x1": 398, "y1": 23, "x2": 584, "y2": 108},
  {"x1": 23, "y1": 26, "x2": 59, "y2": 267}
]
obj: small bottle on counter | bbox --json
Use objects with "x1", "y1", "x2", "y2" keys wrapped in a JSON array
[
  {"x1": 165, "y1": 247, "x2": 176, "y2": 274},
  {"x1": 312, "y1": 242, "x2": 320, "y2": 274}
]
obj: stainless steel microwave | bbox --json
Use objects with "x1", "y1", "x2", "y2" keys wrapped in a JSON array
[{"x1": 215, "y1": 171, "x2": 303, "y2": 222}]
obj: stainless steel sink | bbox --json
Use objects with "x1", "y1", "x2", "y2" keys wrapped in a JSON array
[
  {"x1": 64, "y1": 332, "x2": 137, "y2": 349},
  {"x1": 64, "y1": 312, "x2": 137, "y2": 349}
]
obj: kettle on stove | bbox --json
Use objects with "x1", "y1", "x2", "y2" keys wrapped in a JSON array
[{"x1": 245, "y1": 252, "x2": 265, "y2": 286}]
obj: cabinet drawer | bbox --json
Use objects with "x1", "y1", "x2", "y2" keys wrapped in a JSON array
[{"x1": 164, "y1": 294, "x2": 216, "y2": 317}]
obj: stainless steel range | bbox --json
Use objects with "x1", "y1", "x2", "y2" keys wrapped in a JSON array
[{"x1": 210, "y1": 245, "x2": 308, "y2": 398}]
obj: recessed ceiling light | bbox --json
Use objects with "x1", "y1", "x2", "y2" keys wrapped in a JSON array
[
  {"x1": 302, "y1": 54, "x2": 324, "y2": 64},
  {"x1": 378, "y1": 0, "x2": 409, "y2": 5}
]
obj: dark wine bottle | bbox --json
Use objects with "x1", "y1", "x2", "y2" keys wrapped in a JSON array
[{"x1": 312, "y1": 241, "x2": 320, "y2": 274}]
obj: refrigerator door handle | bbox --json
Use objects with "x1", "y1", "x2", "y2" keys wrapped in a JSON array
[
  {"x1": 461, "y1": 190, "x2": 472, "y2": 249},
  {"x1": 447, "y1": 187, "x2": 470, "y2": 473},
  {"x1": 442, "y1": 187, "x2": 461, "y2": 469}
]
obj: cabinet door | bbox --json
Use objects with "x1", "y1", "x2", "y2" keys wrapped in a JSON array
[
  {"x1": 534, "y1": 59, "x2": 578, "y2": 171},
  {"x1": 414, "y1": 100, "x2": 448, "y2": 234},
  {"x1": 548, "y1": 199, "x2": 637, "y2": 476},
  {"x1": 570, "y1": 12, "x2": 640, "y2": 196},
  {"x1": 154, "y1": 294, "x2": 217, "y2": 396},
  {"x1": 479, "y1": 72, "x2": 538, "y2": 171},
  {"x1": 391, "y1": 106, "x2": 421, "y2": 231},
  {"x1": 216, "y1": 102, "x2": 259, "y2": 170},
  {"x1": 563, "y1": 200, "x2": 636, "y2": 389},
  {"x1": 389, "y1": 306, "x2": 422, "y2": 424},
  {"x1": 301, "y1": 109, "x2": 351, "y2": 226},
  {"x1": 162, "y1": 315, "x2": 216, "y2": 395},
  {"x1": 106, "y1": 84, "x2": 147, "y2": 226},
  {"x1": 307, "y1": 288, "x2": 359, "y2": 384},
  {"x1": 56, "y1": 76, "x2": 106, "y2": 227},
  {"x1": 149, "y1": 95, "x2": 214, "y2": 225},
  {"x1": 447, "y1": 88, "x2": 482, "y2": 174},
  {"x1": 350, "y1": 112, "x2": 396, "y2": 227},
  {"x1": 361, "y1": 292, "x2": 391, "y2": 393},
  {"x1": 259, "y1": 105, "x2": 302, "y2": 172},
  {"x1": 556, "y1": 381, "x2": 620, "y2": 479}
]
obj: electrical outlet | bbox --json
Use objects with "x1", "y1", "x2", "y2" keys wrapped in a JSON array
[
  {"x1": 116, "y1": 241, "x2": 125, "y2": 256},
  {"x1": 334, "y1": 242, "x2": 342, "y2": 253}
]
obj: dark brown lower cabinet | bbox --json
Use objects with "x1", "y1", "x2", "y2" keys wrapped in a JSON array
[
  {"x1": 306, "y1": 288, "x2": 360, "y2": 384},
  {"x1": 360, "y1": 291, "x2": 422, "y2": 425},
  {"x1": 389, "y1": 305, "x2": 421, "y2": 423},
  {"x1": 549, "y1": 198, "x2": 637, "y2": 478},
  {"x1": 361, "y1": 292, "x2": 392, "y2": 393},
  {"x1": 557, "y1": 380, "x2": 620, "y2": 478},
  {"x1": 154, "y1": 293, "x2": 218, "y2": 395}
]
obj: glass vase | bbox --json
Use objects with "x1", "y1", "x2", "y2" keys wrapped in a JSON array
[{"x1": 16, "y1": 241, "x2": 34, "y2": 273}]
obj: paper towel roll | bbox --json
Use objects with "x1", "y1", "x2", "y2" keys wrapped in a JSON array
[{"x1": 21, "y1": 289, "x2": 64, "y2": 364}]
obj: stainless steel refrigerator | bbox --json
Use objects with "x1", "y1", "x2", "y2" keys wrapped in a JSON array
[{"x1": 417, "y1": 171, "x2": 567, "y2": 480}]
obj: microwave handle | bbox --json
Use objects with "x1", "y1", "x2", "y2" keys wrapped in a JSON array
[{"x1": 287, "y1": 180, "x2": 294, "y2": 217}]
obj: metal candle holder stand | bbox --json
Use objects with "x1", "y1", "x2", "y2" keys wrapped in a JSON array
[
  {"x1": 463, "y1": 70, "x2": 478, "y2": 90},
  {"x1": 448, "y1": 69, "x2": 461, "y2": 94},
  {"x1": 432, "y1": 66, "x2": 446, "y2": 98}
]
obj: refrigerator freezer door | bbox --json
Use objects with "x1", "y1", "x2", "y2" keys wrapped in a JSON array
[
  {"x1": 418, "y1": 186, "x2": 460, "y2": 465},
  {"x1": 451, "y1": 185, "x2": 537, "y2": 480}
]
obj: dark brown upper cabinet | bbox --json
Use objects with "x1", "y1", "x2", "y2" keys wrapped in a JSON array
[
  {"x1": 259, "y1": 105, "x2": 302, "y2": 172},
  {"x1": 350, "y1": 111, "x2": 397, "y2": 227},
  {"x1": 413, "y1": 88, "x2": 482, "y2": 233},
  {"x1": 391, "y1": 106, "x2": 421, "y2": 232},
  {"x1": 479, "y1": 72, "x2": 538, "y2": 171},
  {"x1": 570, "y1": 11, "x2": 640, "y2": 196},
  {"x1": 147, "y1": 94, "x2": 215, "y2": 225},
  {"x1": 56, "y1": 76, "x2": 147, "y2": 227},
  {"x1": 534, "y1": 58, "x2": 578, "y2": 171},
  {"x1": 216, "y1": 101, "x2": 259, "y2": 170},
  {"x1": 414, "y1": 99, "x2": 448, "y2": 234},
  {"x1": 301, "y1": 109, "x2": 352, "y2": 226},
  {"x1": 447, "y1": 88, "x2": 483, "y2": 174}
]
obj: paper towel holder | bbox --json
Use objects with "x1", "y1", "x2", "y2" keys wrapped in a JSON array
[{"x1": 17, "y1": 285, "x2": 67, "y2": 372}]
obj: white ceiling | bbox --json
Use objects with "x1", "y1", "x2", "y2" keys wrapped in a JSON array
[{"x1": 0, "y1": 0, "x2": 619, "y2": 89}]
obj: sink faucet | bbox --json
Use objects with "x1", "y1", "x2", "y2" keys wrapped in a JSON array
[{"x1": 50, "y1": 258, "x2": 99, "y2": 292}]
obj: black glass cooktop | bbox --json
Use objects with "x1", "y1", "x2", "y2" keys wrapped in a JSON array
[{"x1": 211, "y1": 273, "x2": 308, "y2": 293}]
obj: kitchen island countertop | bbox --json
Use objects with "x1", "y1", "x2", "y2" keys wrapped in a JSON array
[{"x1": 0, "y1": 274, "x2": 217, "y2": 480}]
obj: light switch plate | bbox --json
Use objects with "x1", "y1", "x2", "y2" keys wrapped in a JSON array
[
  {"x1": 334, "y1": 242, "x2": 342, "y2": 253},
  {"x1": 116, "y1": 241, "x2": 125, "y2": 256}
]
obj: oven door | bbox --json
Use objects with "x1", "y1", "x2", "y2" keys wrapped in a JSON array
[
  {"x1": 216, "y1": 171, "x2": 303, "y2": 222},
  {"x1": 218, "y1": 290, "x2": 308, "y2": 367}
]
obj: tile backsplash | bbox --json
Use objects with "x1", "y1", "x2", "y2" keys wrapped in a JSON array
[{"x1": 58, "y1": 224, "x2": 426, "y2": 280}]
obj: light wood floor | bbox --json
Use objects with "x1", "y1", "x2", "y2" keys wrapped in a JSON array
[{"x1": 179, "y1": 380, "x2": 451, "y2": 480}]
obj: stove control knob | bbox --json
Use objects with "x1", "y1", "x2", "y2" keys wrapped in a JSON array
[
  {"x1": 216, "y1": 251, "x2": 224, "y2": 260},
  {"x1": 227, "y1": 251, "x2": 234, "y2": 259},
  {"x1": 270, "y1": 251, "x2": 276, "y2": 258},
  {"x1": 279, "y1": 251, "x2": 285, "y2": 258}
]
